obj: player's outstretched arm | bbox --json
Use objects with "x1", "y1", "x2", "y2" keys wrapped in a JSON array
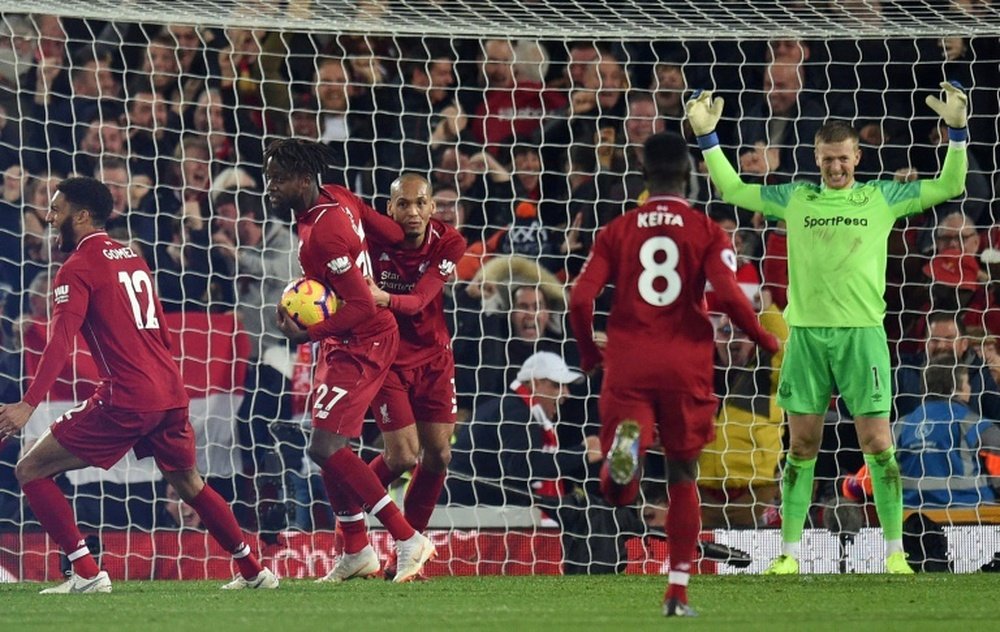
[
  {"x1": 684, "y1": 91, "x2": 766, "y2": 214},
  {"x1": 919, "y1": 81, "x2": 968, "y2": 208}
]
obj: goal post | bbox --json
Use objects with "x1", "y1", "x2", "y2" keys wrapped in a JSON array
[{"x1": 1, "y1": 1, "x2": 999, "y2": 579}]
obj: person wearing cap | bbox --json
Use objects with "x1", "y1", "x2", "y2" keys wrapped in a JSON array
[{"x1": 447, "y1": 351, "x2": 601, "y2": 507}]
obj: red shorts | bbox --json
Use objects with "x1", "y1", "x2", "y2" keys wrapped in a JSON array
[
  {"x1": 50, "y1": 397, "x2": 195, "y2": 472},
  {"x1": 598, "y1": 385, "x2": 717, "y2": 461},
  {"x1": 311, "y1": 328, "x2": 399, "y2": 437},
  {"x1": 371, "y1": 351, "x2": 457, "y2": 432}
]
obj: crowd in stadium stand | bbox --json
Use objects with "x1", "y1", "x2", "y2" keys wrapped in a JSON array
[{"x1": 0, "y1": 13, "x2": 999, "y2": 540}]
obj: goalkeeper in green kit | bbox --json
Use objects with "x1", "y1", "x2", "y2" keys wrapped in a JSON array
[{"x1": 686, "y1": 81, "x2": 968, "y2": 575}]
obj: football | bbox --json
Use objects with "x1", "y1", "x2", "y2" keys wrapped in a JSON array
[{"x1": 281, "y1": 277, "x2": 339, "y2": 328}]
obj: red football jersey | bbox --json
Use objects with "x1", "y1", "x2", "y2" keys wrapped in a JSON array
[
  {"x1": 295, "y1": 185, "x2": 401, "y2": 343},
  {"x1": 24, "y1": 231, "x2": 187, "y2": 411},
  {"x1": 569, "y1": 194, "x2": 773, "y2": 394},
  {"x1": 368, "y1": 218, "x2": 467, "y2": 369}
]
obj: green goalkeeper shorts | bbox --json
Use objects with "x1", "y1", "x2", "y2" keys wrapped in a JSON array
[{"x1": 776, "y1": 326, "x2": 891, "y2": 417}]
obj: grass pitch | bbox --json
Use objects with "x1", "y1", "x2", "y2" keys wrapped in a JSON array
[{"x1": 2, "y1": 574, "x2": 993, "y2": 631}]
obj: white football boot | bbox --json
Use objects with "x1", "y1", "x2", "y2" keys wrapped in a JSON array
[
  {"x1": 40, "y1": 571, "x2": 112, "y2": 594},
  {"x1": 316, "y1": 544, "x2": 381, "y2": 583},
  {"x1": 221, "y1": 567, "x2": 280, "y2": 589},
  {"x1": 393, "y1": 532, "x2": 436, "y2": 583}
]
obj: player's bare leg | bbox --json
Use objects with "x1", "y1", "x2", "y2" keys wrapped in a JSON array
[
  {"x1": 765, "y1": 413, "x2": 824, "y2": 575},
  {"x1": 310, "y1": 428, "x2": 434, "y2": 583},
  {"x1": 662, "y1": 457, "x2": 700, "y2": 617},
  {"x1": 854, "y1": 415, "x2": 910, "y2": 574},
  {"x1": 369, "y1": 425, "x2": 420, "y2": 488},
  {"x1": 160, "y1": 469, "x2": 277, "y2": 589},
  {"x1": 15, "y1": 430, "x2": 110, "y2": 593}
]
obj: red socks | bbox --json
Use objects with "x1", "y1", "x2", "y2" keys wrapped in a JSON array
[
  {"x1": 404, "y1": 466, "x2": 446, "y2": 532},
  {"x1": 324, "y1": 448, "x2": 415, "y2": 541},
  {"x1": 369, "y1": 455, "x2": 442, "y2": 532},
  {"x1": 22, "y1": 478, "x2": 100, "y2": 579},
  {"x1": 321, "y1": 467, "x2": 370, "y2": 554},
  {"x1": 664, "y1": 481, "x2": 700, "y2": 604},
  {"x1": 188, "y1": 485, "x2": 262, "y2": 580},
  {"x1": 369, "y1": 454, "x2": 397, "y2": 488}
]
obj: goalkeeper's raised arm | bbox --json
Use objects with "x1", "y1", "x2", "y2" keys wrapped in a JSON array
[
  {"x1": 684, "y1": 90, "x2": 768, "y2": 214},
  {"x1": 685, "y1": 82, "x2": 968, "y2": 218},
  {"x1": 920, "y1": 80, "x2": 970, "y2": 207}
]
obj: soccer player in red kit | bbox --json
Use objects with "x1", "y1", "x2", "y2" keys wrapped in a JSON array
[
  {"x1": 265, "y1": 139, "x2": 435, "y2": 584},
  {"x1": 569, "y1": 132, "x2": 779, "y2": 617},
  {"x1": 0, "y1": 177, "x2": 277, "y2": 593},
  {"x1": 364, "y1": 174, "x2": 466, "y2": 579}
]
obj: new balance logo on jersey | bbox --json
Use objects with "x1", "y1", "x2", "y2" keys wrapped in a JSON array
[
  {"x1": 637, "y1": 211, "x2": 684, "y2": 227},
  {"x1": 803, "y1": 216, "x2": 869, "y2": 229},
  {"x1": 438, "y1": 259, "x2": 456, "y2": 277},
  {"x1": 418, "y1": 261, "x2": 429, "y2": 274},
  {"x1": 327, "y1": 256, "x2": 352, "y2": 275},
  {"x1": 379, "y1": 252, "x2": 391, "y2": 261},
  {"x1": 53, "y1": 284, "x2": 70, "y2": 304}
]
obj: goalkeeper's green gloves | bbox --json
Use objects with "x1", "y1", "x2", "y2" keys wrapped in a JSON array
[
  {"x1": 926, "y1": 81, "x2": 968, "y2": 138},
  {"x1": 685, "y1": 90, "x2": 724, "y2": 150}
]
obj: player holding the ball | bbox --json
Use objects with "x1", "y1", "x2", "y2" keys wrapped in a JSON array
[
  {"x1": 265, "y1": 138, "x2": 435, "y2": 584},
  {"x1": 686, "y1": 82, "x2": 968, "y2": 575}
]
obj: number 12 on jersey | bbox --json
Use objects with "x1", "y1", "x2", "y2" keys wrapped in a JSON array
[{"x1": 118, "y1": 270, "x2": 160, "y2": 330}]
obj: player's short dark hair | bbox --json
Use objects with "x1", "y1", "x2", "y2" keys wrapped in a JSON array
[
  {"x1": 643, "y1": 131, "x2": 690, "y2": 194},
  {"x1": 57, "y1": 176, "x2": 114, "y2": 226},
  {"x1": 815, "y1": 120, "x2": 859, "y2": 146},
  {"x1": 263, "y1": 138, "x2": 333, "y2": 182},
  {"x1": 923, "y1": 353, "x2": 966, "y2": 399}
]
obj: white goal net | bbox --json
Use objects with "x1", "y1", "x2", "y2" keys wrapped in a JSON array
[{"x1": 1, "y1": 1, "x2": 1000, "y2": 580}]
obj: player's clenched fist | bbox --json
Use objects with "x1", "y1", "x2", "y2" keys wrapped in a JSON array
[
  {"x1": 925, "y1": 81, "x2": 967, "y2": 129},
  {"x1": 684, "y1": 90, "x2": 725, "y2": 137}
]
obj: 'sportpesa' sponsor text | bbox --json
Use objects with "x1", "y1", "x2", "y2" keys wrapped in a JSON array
[{"x1": 804, "y1": 216, "x2": 869, "y2": 229}]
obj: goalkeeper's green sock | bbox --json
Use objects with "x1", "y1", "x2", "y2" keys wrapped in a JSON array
[
  {"x1": 865, "y1": 447, "x2": 904, "y2": 555},
  {"x1": 779, "y1": 454, "x2": 817, "y2": 558}
]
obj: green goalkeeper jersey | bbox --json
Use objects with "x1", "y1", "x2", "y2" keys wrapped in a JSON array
[{"x1": 704, "y1": 144, "x2": 967, "y2": 327}]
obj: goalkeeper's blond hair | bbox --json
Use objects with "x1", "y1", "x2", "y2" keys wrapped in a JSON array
[{"x1": 815, "y1": 120, "x2": 859, "y2": 146}]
